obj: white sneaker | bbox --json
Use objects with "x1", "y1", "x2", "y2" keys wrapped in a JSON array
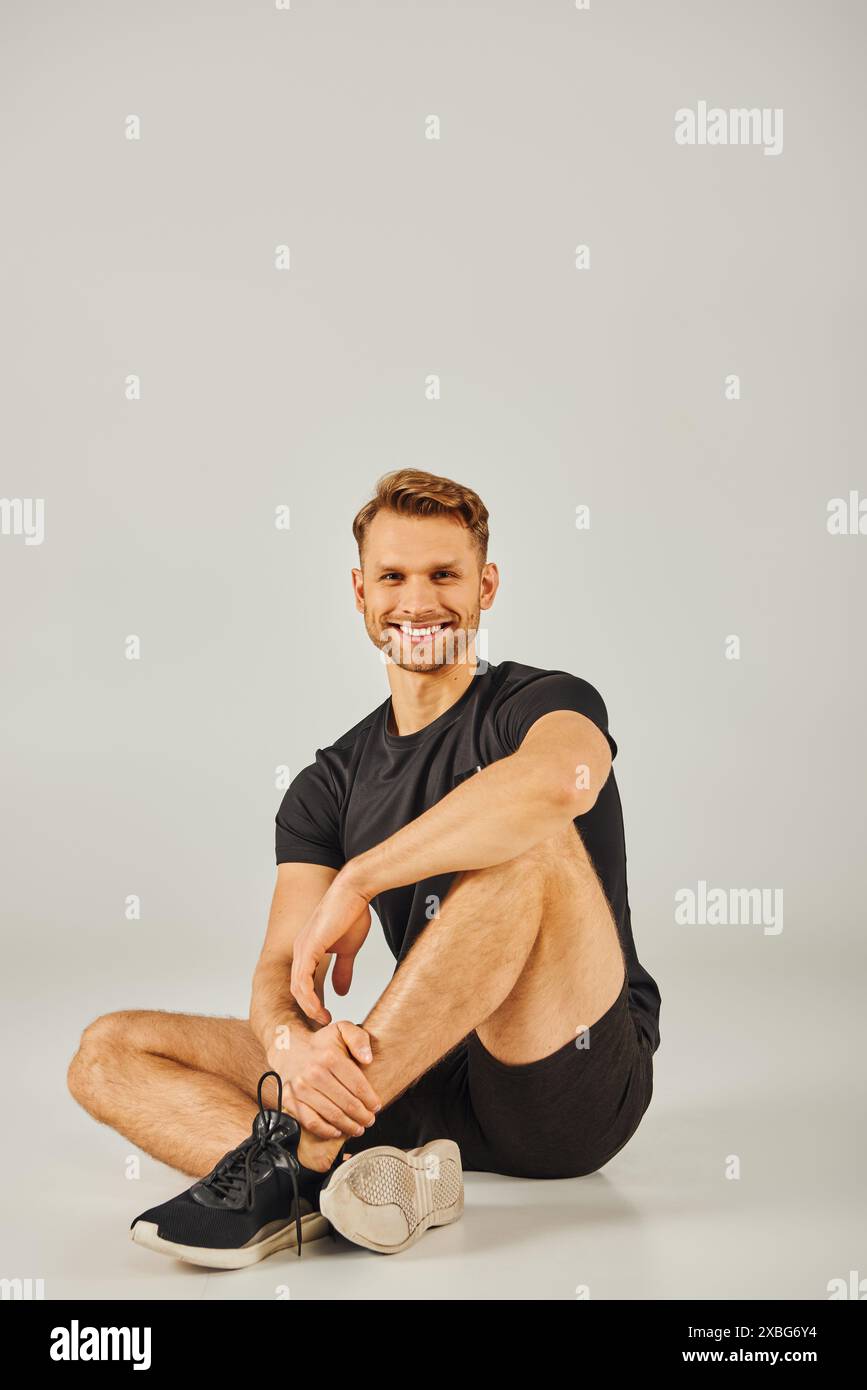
[{"x1": 319, "y1": 1139, "x2": 463, "y2": 1254}]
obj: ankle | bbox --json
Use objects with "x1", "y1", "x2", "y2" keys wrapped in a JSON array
[{"x1": 297, "y1": 1132, "x2": 343, "y2": 1173}]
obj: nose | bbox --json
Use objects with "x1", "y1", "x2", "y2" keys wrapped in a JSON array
[{"x1": 393, "y1": 577, "x2": 443, "y2": 617}]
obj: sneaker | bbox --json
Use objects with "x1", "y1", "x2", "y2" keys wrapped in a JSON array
[
  {"x1": 130, "y1": 1071, "x2": 340, "y2": 1269},
  {"x1": 319, "y1": 1139, "x2": 463, "y2": 1254}
]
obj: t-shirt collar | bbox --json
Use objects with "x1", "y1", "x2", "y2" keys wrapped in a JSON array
[{"x1": 381, "y1": 663, "x2": 493, "y2": 748}]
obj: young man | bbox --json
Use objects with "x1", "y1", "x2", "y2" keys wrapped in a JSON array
[{"x1": 68, "y1": 469, "x2": 661, "y2": 1266}]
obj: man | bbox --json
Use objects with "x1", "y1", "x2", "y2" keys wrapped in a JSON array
[{"x1": 68, "y1": 468, "x2": 661, "y2": 1266}]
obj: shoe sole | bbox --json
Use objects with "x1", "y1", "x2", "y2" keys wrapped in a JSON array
[
  {"x1": 318, "y1": 1139, "x2": 463, "y2": 1255},
  {"x1": 129, "y1": 1211, "x2": 331, "y2": 1269}
]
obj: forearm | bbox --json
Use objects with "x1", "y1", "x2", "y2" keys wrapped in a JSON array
[{"x1": 345, "y1": 749, "x2": 577, "y2": 900}]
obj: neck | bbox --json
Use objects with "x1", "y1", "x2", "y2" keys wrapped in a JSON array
[{"x1": 386, "y1": 659, "x2": 478, "y2": 736}]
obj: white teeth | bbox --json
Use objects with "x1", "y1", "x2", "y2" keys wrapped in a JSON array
[{"x1": 397, "y1": 623, "x2": 445, "y2": 635}]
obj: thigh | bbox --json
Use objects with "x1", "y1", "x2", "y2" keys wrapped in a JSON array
[
  {"x1": 97, "y1": 1008, "x2": 271, "y2": 1102},
  {"x1": 475, "y1": 824, "x2": 627, "y2": 1067},
  {"x1": 465, "y1": 973, "x2": 654, "y2": 1179}
]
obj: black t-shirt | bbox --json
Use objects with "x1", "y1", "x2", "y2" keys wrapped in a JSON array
[{"x1": 275, "y1": 659, "x2": 661, "y2": 1054}]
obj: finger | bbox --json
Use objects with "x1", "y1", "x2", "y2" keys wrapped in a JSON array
[
  {"x1": 335, "y1": 1021, "x2": 373, "y2": 1065},
  {"x1": 329, "y1": 1054, "x2": 382, "y2": 1117},
  {"x1": 292, "y1": 1079, "x2": 371, "y2": 1138},
  {"x1": 332, "y1": 1026, "x2": 383, "y2": 1113},
  {"x1": 294, "y1": 1103, "x2": 343, "y2": 1141},
  {"x1": 297, "y1": 1064, "x2": 377, "y2": 1128},
  {"x1": 288, "y1": 954, "x2": 316, "y2": 1018},
  {"x1": 290, "y1": 955, "x2": 331, "y2": 1025},
  {"x1": 282, "y1": 1084, "x2": 343, "y2": 1140},
  {"x1": 331, "y1": 952, "x2": 355, "y2": 996},
  {"x1": 308, "y1": 1061, "x2": 377, "y2": 1128}
]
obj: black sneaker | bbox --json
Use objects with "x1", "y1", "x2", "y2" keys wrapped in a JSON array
[{"x1": 130, "y1": 1071, "x2": 342, "y2": 1268}]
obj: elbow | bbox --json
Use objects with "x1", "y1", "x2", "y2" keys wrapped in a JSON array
[
  {"x1": 560, "y1": 782, "x2": 598, "y2": 819},
  {"x1": 558, "y1": 758, "x2": 610, "y2": 818}
]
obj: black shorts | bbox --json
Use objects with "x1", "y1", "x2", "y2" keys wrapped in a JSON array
[{"x1": 346, "y1": 972, "x2": 654, "y2": 1180}]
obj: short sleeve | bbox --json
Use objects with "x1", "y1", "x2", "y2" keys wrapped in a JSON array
[
  {"x1": 493, "y1": 671, "x2": 618, "y2": 760},
  {"x1": 275, "y1": 753, "x2": 345, "y2": 870}
]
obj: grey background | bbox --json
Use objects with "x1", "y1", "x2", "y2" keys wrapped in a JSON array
[{"x1": 1, "y1": 0, "x2": 864, "y2": 1300}]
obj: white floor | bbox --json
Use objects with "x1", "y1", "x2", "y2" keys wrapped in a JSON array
[{"x1": 4, "y1": 948, "x2": 863, "y2": 1301}]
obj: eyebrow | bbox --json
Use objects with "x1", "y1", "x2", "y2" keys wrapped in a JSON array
[{"x1": 376, "y1": 560, "x2": 462, "y2": 571}]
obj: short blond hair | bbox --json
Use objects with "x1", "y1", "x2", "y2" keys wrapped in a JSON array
[{"x1": 352, "y1": 468, "x2": 489, "y2": 566}]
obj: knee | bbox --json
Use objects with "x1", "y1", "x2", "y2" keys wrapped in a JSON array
[
  {"x1": 446, "y1": 824, "x2": 575, "y2": 903},
  {"x1": 67, "y1": 1011, "x2": 133, "y2": 1101},
  {"x1": 506, "y1": 823, "x2": 577, "y2": 876}
]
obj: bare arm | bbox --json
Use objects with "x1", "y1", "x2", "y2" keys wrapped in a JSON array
[
  {"x1": 250, "y1": 862, "x2": 382, "y2": 1136},
  {"x1": 343, "y1": 708, "x2": 612, "y2": 900},
  {"x1": 249, "y1": 862, "x2": 339, "y2": 1052}
]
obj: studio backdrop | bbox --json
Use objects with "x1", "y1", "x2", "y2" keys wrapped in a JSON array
[{"x1": 1, "y1": 0, "x2": 864, "y2": 1301}]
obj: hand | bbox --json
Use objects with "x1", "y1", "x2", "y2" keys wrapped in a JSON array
[
  {"x1": 266, "y1": 1020, "x2": 381, "y2": 1140},
  {"x1": 290, "y1": 869, "x2": 372, "y2": 1024}
]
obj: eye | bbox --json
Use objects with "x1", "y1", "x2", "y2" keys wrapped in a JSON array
[{"x1": 378, "y1": 570, "x2": 457, "y2": 581}]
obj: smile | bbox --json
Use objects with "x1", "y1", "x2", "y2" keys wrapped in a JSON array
[{"x1": 385, "y1": 621, "x2": 452, "y2": 642}]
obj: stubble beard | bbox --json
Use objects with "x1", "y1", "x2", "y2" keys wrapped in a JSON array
[{"x1": 365, "y1": 612, "x2": 480, "y2": 674}]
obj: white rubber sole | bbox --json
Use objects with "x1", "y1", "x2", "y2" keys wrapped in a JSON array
[
  {"x1": 318, "y1": 1139, "x2": 464, "y2": 1255},
  {"x1": 129, "y1": 1211, "x2": 331, "y2": 1269}
]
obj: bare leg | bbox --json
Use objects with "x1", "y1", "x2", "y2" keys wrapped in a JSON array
[
  {"x1": 297, "y1": 822, "x2": 625, "y2": 1169},
  {"x1": 68, "y1": 825, "x2": 623, "y2": 1179},
  {"x1": 67, "y1": 1010, "x2": 284, "y2": 1177}
]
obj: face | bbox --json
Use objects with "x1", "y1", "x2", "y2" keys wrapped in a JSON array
[{"x1": 352, "y1": 511, "x2": 498, "y2": 674}]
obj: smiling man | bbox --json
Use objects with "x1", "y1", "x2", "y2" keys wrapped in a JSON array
[{"x1": 68, "y1": 468, "x2": 661, "y2": 1266}]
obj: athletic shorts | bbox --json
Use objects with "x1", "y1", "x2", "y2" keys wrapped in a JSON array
[{"x1": 345, "y1": 972, "x2": 654, "y2": 1180}]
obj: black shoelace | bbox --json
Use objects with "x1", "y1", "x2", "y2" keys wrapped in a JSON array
[{"x1": 204, "y1": 1070, "x2": 309, "y2": 1255}]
